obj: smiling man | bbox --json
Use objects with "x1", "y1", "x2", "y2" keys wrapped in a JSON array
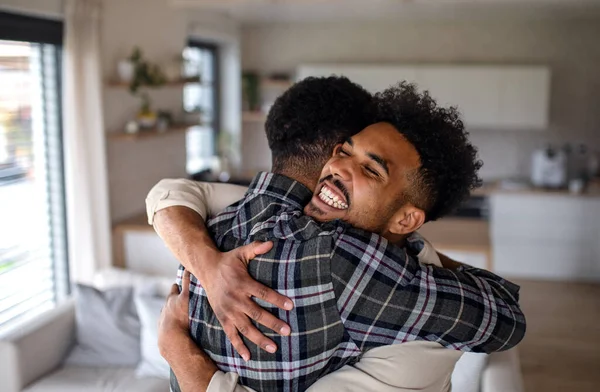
[
  {"x1": 148, "y1": 79, "x2": 525, "y2": 392},
  {"x1": 307, "y1": 124, "x2": 424, "y2": 235}
]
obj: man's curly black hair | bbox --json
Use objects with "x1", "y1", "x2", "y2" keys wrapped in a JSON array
[
  {"x1": 374, "y1": 82, "x2": 483, "y2": 222},
  {"x1": 265, "y1": 76, "x2": 374, "y2": 179}
]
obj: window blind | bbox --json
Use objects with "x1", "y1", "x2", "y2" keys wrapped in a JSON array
[{"x1": 0, "y1": 13, "x2": 67, "y2": 330}]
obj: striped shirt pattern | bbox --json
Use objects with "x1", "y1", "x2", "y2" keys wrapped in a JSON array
[{"x1": 173, "y1": 172, "x2": 525, "y2": 392}]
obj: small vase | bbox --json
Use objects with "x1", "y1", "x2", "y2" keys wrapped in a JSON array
[{"x1": 118, "y1": 60, "x2": 135, "y2": 83}]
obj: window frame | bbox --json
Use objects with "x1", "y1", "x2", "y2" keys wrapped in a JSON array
[
  {"x1": 0, "y1": 11, "x2": 69, "y2": 328},
  {"x1": 186, "y1": 39, "x2": 221, "y2": 155}
]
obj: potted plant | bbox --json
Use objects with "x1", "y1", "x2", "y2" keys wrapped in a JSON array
[{"x1": 127, "y1": 47, "x2": 167, "y2": 128}]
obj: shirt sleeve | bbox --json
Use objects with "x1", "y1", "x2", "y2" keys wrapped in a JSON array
[
  {"x1": 145, "y1": 178, "x2": 248, "y2": 225},
  {"x1": 206, "y1": 371, "x2": 257, "y2": 392},
  {"x1": 306, "y1": 341, "x2": 461, "y2": 392},
  {"x1": 330, "y1": 226, "x2": 526, "y2": 355},
  {"x1": 411, "y1": 231, "x2": 442, "y2": 267}
]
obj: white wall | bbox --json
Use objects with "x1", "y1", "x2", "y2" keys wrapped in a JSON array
[
  {"x1": 101, "y1": 0, "x2": 240, "y2": 222},
  {"x1": 0, "y1": 0, "x2": 241, "y2": 223},
  {"x1": 0, "y1": 0, "x2": 63, "y2": 19},
  {"x1": 241, "y1": 19, "x2": 600, "y2": 181}
]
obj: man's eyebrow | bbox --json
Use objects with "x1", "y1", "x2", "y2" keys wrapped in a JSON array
[
  {"x1": 344, "y1": 137, "x2": 353, "y2": 146},
  {"x1": 367, "y1": 153, "x2": 389, "y2": 175}
]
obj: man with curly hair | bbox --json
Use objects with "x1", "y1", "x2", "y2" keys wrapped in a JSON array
[{"x1": 147, "y1": 77, "x2": 525, "y2": 392}]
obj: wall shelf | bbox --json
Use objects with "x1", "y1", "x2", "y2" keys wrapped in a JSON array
[
  {"x1": 242, "y1": 111, "x2": 267, "y2": 123},
  {"x1": 107, "y1": 124, "x2": 195, "y2": 141},
  {"x1": 261, "y1": 79, "x2": 292, "y2": 89},
  {"x1": 105, "y1": 78, "x2": 200, "y2": 88}
]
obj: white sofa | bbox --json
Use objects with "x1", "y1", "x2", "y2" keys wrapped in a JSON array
[{"x1": 0, "y1": 296, "x2": 524, "y2": 392}]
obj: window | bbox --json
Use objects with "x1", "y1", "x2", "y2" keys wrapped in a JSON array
[
  {"x1": 182, "y1": 40, "x2": 220, "y2": 175},
  {"x1": 0, "y1": 12, "x2": 67, "y2": 329}
]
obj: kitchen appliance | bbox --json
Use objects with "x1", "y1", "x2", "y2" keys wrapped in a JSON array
[
  {"x1": 449, "y1": 195, "x2": 490, "y2": 220},
  {"x1": 531, "y1": 146, "x2": 567, "y2": 189}
]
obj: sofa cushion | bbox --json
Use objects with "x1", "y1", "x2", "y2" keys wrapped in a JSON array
[
  {"x1": 22, "y1": 366, "x2": 169, "y2": 392},
  {"x1": 451, "y1": 352, "x2": 489, "y2": 392},
  {"x1": 134, "y1": 295, "x2": 170, "y2": 380},
  {"x1": 64, "y1": 284, "x2": 141, "y2": 367},
  {"x1": 93, "y1": 267, "x2": 174, "y2": 297}
]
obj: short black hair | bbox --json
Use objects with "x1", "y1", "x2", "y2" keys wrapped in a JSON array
[
  {"x1": 374, "y1": 82, "x2": 483, "y2": 222},
  {"x1": 265, "y1": 76, "x2": 373, "y2": 177}
]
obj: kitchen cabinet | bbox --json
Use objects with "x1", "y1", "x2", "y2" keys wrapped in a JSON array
[
  {"x1": 490, "y1": 193, "x2": 600, "y2": 281},
  {"x1": 297, "y1": 64, "x2": 419, "y2": 94},
  {"x1": 417, "y1": 67, "x2": 502, "y2": 129},
  {"x1": 497, "y1": 68, "x2": 550, "y2": 129},
  {"x1": 594, "y1": 206, "x2": 600, "y2": 277},
  {"x1": 297, "y1": 64, "x2": 550, "y2": 130}
]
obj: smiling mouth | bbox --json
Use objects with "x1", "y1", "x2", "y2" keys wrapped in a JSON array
[{"x1": 318, "y1": 184, "x2": 348, "y2": 210}]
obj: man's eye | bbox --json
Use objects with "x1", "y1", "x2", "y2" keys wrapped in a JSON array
[
  {"x1": 364, "y1": 166, "x2": 380, "y2": 178},
  {"x1": 339, "y1": 149, "x2": 350, "y2": 156}
]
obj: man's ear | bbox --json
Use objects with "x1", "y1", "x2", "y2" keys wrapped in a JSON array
[
  {"x1": 331, "y1": 143, "x2": 343, "y2": 157},
  {"x1": 388, "y1": 205, "x2": 426, "y2": 236}
]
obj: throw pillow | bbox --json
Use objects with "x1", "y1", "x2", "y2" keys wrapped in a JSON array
[
  {"x1": 451, "y1": 352, "x2": 489, "y2": 392},
  {"x1": 93, "y1": 267, "x2": 174, "y2": 297},
  {"x1": 134, "y1": 294, "x2": 171, "y2": 379},
  {"x1": 65, "y1": 284, "x2": 141, "y2": 367}
]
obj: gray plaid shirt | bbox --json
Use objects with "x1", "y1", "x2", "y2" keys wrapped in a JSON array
[{"x1": 173, "y1": 172, "x2": 525, "y2": 392}]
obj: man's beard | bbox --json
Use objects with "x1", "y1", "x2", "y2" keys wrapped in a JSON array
[{"x1": 305, "y1": 201, "x2": 327, "y2": 221}]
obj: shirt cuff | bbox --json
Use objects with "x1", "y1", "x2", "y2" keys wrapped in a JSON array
[
  {"x1": 207, "y1": 371, "x2": 256, "y2": 392},
  {"x1": 146, "y1": 191, "x2": 209, "y2": 225}
]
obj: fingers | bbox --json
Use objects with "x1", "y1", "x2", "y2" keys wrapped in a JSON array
[
  {"x1": 169, "y1": 283, "x2": 180, "y2": 296},
  {"x1": 237, "y1": 241, "x2": 274, "y2": 265},
  {"x1": 245, "y1": 302, "x2": 291, "y2": 336},
  {"x1": 223, "y1": 325, "x2": 251, "y2": 362},
  {"x1": 252, "y1": 241, "x2": 274, "y2": 256},
  {"x1": 235, "y1": 321, "x2": 278, "y2": 355},
  {"x1": 181, "y1": 270, "x2": 191, "y2": 296},
  {"x1": 250, "y1": 282, "x2": 294, "y2": 311}
]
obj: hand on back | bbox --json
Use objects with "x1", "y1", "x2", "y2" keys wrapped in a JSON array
[{"x1": 198, "y1": 241, "x2": 294, "y2": 361}]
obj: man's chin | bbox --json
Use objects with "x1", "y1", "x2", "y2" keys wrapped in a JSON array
[{"x1": 304, "y1": 201, "x2": 341, "y2": 222}]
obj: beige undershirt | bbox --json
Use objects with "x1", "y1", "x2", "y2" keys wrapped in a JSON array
[{"x1": 146, "y1": 179, "x2": 463, "y2": 392}]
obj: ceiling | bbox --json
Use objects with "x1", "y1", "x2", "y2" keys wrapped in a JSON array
[{"x1": 171, "y1": 0, "x2": 600, "y2": 23}]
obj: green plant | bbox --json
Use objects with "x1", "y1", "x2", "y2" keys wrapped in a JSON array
[
  {"x1": 139, "y1": 92, "x2": 151, "y2": 115},
  {"x1": 128, "y1": 46, "x2": 167, "y2": 95},
  {"x1": 242, "y1": 72, "x2": 260, "y2": 111}
]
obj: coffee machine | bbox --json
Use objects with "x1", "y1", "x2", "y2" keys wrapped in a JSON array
[{"x1": 531, "y1": 146, "x2": 567, "y2": 189}]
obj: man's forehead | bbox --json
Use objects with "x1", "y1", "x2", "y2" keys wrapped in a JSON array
[{"x1": 345, "y1": 123, "x2": 420, "y2": 171}]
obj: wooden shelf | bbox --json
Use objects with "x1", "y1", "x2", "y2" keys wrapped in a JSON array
[
  {"x1": 242, "y1": 111, "x2": 267, "y2": 123},
  {"x1": 261, "y1": 79, "x2": 292, "y2": 89},
  {"x1": 107, "y1": 124, "x2": 196, "y2": 141},
  {"x1": 113, "y1": 212, "x2": 152, "y2": 231},
  {"x1": 106, "y1": 78, "x2": 200, "y2": 88}
]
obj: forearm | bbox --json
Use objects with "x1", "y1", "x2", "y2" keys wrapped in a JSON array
[
  {"x1": 152, "y1": 206, "x2": 219, "y2": 280},
  {"x1": 440, "y1": 265, "x2": 526, "y2": 352},
  {"x1": 163, "y1": 334, "x2": 217, "y2": 392},
  {"x1": 436, "y1": 251, "x2": 463, "y2": 270}
]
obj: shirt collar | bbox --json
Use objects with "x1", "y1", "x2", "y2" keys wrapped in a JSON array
[
  {"x1": 405, "y1": 231, "x2": 426, "y2": 256},
  {"x1": 247, "y1": 172, "x2": 314, "y2": 210}
]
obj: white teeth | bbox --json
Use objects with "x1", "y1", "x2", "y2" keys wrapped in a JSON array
[{"x1": 318, "y1": 185, "x2": 348, "y2": 210}]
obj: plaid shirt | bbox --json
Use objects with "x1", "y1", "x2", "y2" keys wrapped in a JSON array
[{"x1": 173, "y1": 172, "x2": 525, "y2": 392}]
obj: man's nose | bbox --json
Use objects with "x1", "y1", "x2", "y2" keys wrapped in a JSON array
[{"x1": 330, "y1": 158, "x2": 352, "y2": 181}]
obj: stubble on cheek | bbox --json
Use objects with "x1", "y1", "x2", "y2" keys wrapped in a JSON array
[{"x1": 305, "y1": 201, "x2": 326, "y2": 220}]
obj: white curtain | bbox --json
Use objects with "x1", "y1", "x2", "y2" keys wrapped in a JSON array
[{"x1": 63, "y1": 0, "x2": 111, "y2": 283}]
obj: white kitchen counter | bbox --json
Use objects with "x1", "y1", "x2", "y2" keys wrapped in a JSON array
[
  {"x1": 489, "y1": 192, "x2": 600, "y2": 281},
  {"x1": 419, "y1": 218, "x2": 492, "y2": 271}
]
